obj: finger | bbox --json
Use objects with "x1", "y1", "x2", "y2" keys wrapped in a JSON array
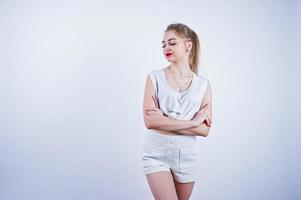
[
  {"x1": 198, "y1": 105, "x2": 208, "y2": 114},
  {"x1": 205, "y1": 120, "x2": 209, "y2": 127},
  {"x1": 205, "y1": 118, "x2": 211, "y2": 127},
  {"x1": 146, "y1": 112, "x2": 159, "y2": 117},
  {"x1": 208, "y1": 118, "x2": 212, "y2": 127},
  {"x1": 204, "y1": 118, "x2": 210, "y2": 127},
  {"x1": 145, "y1": 109, "x2": 157, "y2": 113},
  {"x1": 152, "y1": 96, "x2": 159, "y2": 108},
  {"x1": 200, "y1": 103, "x2": 209, "y2": 109},
  {"x1": 144, "y1": 110, "x2": 153, "y2": 115},
  {"x1": 146, "y1": 108, "x2": 163, "y2": 115},
  {"x1": 195, "y1": 110, "x2": 207, "y2": 119},
  {"x1": 194, "y1": 105, "x2": 206, "y2": 117},
  {"x1": 145, "y1": 108, "x2": 160, "y2": 112},
  {"x1": 206, "y1": 117, "x2": 211, "y2": 124},
  {"x1": 145, "y1": 110, "x2": 157, "y2": 115},
  {"x1": 151, "y1": 108, "x2": 161, "y2": 113},
  {"x1": 146, "y1": 110, "x2": 160, "y2": 114},
  {"x1": 194, "y1": 112, "x2": 203, "y2": 118},
  {"x1": 145, "y1": 111, "x2": 152, "y2": 115},
  {"x1": 197, "y1": 107, "x2": 207, "y2": 115},
  {"x1": 201, "y1": 105, "x2": 208, "y2": 111}
]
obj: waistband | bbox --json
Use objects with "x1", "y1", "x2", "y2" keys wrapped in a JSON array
[{"x1": 145, "y1": 129, "x2": 197, "y2": 148}]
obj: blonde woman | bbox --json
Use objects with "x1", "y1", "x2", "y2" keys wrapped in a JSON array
[{"x1": 142, "y1": 23, "x2": 212, "y2": 200}]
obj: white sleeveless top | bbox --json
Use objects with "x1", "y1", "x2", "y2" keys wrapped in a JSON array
[{"x1": 148, "y1": 68, "x2": 208, "y2": 121}]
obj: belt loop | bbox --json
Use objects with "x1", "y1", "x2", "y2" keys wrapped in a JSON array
[
  {"x1": 163, "y1": 148, "x2": 167, "y2": 162},
  {"x1": 178, "y1": 148, "x2": 181, "y2": 173}
]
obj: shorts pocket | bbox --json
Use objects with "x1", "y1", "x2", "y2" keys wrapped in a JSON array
[
  {"x1": 142, "y1": 142, "x2": 166, "y2": 163},
  {"x1": 179, "y1": 145, "x2": 198, "y2": 172}
]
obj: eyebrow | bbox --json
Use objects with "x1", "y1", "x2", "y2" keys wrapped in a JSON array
[{"x1": 162, "y1": 38, "x2": 177, "y2": 43}]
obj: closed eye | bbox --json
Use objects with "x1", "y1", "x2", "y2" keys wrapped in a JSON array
[{"x1": 162, "y1": 43, "x2": 176, "y2": 48}]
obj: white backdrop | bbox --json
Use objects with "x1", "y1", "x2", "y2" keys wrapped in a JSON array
[{"x1": 1, "y1": 0, "x2": 300, "y2": 199}]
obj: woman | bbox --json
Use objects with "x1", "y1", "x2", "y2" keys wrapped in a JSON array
[{"x1": 142, "y1": 23, "x2": 212, "y2": 200}]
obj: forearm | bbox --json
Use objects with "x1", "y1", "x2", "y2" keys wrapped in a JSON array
[
  {"x1": 145, "y1": 115, "x2": 199, "y2": 132},
  {"x1": 171, "y1": 123, "x2": 210, "y2": 137}
]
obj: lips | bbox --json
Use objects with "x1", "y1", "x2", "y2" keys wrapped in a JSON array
[{"x1": 165, "y1": 52, "x2": 173, "y2": 57}]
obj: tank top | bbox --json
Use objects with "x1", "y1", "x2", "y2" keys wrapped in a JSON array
[{"x1": 148, "y1": 68, "x2": 208, "y2": 121}]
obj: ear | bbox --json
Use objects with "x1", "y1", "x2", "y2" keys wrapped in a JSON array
[{"x1": 185, "y1": 40, "x2": 193, "y2": 51}]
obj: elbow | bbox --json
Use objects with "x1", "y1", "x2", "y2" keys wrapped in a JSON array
[
  {"x1": 144, "y1": 114, "x2": 162, "y2": 130},
  {"x1": 144, "y1": 120, "x2": 151, "y2": 129},
  {"x1": 204, "y1": 127, "x2": 211, "y2": 137},
  {"x1": 144, "y1": 118, "x2": 155, "y2": 129},
  {"x1": 203, "y1": 129, "x2": 209, "y2": 137},
  {"x1": 197, "y1": 126, "x2": 210, "y2": 137},
  {"x1": 145, "y1": 122, "x2": 152, "y2": 129}
]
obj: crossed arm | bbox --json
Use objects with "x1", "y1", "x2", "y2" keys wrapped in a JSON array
[{"x1": 143, "y1": 75, "x2": 212, "y2": 137}]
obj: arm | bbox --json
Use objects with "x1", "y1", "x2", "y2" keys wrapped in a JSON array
[
  {"x1": 171, "y1": 81, "x2": 213, "y2": 137},
  {"x1": 144, "y1": 111, "x2": 200, "y2": 132},
  {"x1": 143, "y1": 75, "x2": 200, "y2": 131},
  {"x1": 172, "y1": 121, "x2": 210, "y2": 137}
]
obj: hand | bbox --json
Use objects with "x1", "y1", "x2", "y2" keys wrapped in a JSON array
[
  {"x1": 145, "y1": 95, "x2": 167, "y2": 119},
  {"x1": 192, "y1": 112, "x2": 209, "y2": 126},
  {"x1": 152, "y1": 95, "x2": 159, "y2": 109},
  {"x1": 144, "y1": 107, "x2": 163, "y2": 118},
  {"x1": 192, "y1": 103, "x2": 212, "y2": 127}
]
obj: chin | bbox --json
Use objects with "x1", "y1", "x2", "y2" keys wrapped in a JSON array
[{"x1": 166, "y1": 58, "x2": 176, "y2": 62}]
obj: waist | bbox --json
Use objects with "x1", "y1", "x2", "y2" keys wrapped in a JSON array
[{"x1": 145, "y1": 129, "x2": 197, "y2": 148}]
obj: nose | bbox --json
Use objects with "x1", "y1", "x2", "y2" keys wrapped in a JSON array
[{"x1": 163, "y1": 44, "x2": 171, "y2": 51}]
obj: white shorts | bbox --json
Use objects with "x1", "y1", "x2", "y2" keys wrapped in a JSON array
[{"x1": 141, "y1": 130, "x2": 199, "y2": 183}]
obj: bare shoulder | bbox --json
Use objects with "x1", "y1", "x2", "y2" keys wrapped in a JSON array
[
  {"x1": 143, "y1": 68, "x2": 162, "y2": 109},
  {"x1": 198, "y1": 75, "x2": 212, "y2": 107},
  {"x1": 205, "y1": 79, "x2": 212, "y2": 94}
]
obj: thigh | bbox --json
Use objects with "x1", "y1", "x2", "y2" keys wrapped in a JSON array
[
  {"x1": 146, "y1": 171, "x2": 178, "y2": 200},
  {"x1": 173, "y1": 178, "x2": 195, "y2": 200}
]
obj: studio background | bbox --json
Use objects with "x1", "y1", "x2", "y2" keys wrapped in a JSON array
[{"x1": 1, "y1": 0, "x2": 300, "y2": 199}]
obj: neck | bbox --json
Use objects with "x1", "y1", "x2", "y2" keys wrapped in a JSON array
[{"x1": 169, "y1": 60, "x2": 192, "y2": 77}]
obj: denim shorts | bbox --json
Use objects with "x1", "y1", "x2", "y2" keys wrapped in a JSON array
[{"x1": 141, "y1": 130, "x2": 199, "y2": 183}]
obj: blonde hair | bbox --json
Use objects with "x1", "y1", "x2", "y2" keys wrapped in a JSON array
[{"x1": 165, "y1": 23, "x2": 201, "y2": 74}]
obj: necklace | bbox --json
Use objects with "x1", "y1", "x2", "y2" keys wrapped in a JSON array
[{"x1": 168, "y1": 66, "x2": 193, "y2": 92}]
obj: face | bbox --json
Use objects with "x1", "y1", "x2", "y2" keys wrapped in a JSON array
[{"x1": 162, "y1": 30, "x2": 192, "y2": 62}]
